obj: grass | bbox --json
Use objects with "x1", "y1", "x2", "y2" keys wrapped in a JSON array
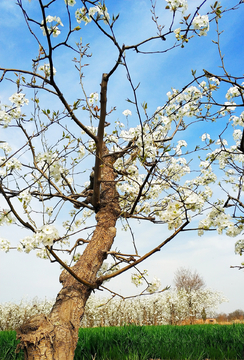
[
  {"x1": 75, "y1": 324, "x2": 244, "y2": 360},
  {"x1": 1, "y1": 324, "x2": 244, "y2": 360},
  {"x1": 0, "y1": 331, "x2": 23, "y2": 360}
]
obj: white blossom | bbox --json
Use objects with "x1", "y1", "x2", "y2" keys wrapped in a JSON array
[
  {"x1": 192, "y1": 15, "x2": 209, "y2": 36},
  {"x1": 18, "y1": 189, "x2": 32, "y2": 206},
  {"x1": 75, "y1": 7, "x2": 88, "y2": 24},
  {"x1": 131, "y1": 270, "x2": 148, "y2": 287},
  {"x1": 209, "y1": 77, "x2": 220, "y2": 86},
  {"x1": 147, "y1": 277, "x2": 161, "y2": 293},
  {"x1": 0, "y1": 209, "x2": 14, "y2": 226},
  {"x1": 78, "y1": 144, "x2": 86, "y2": 158},
  {"x1": 89, "y1": 92, "x2": 99, "y2": 104},
  {"x1": 233, "y1": 129, "x2": 242, "y2": 141},
  {"x1": 165, "y1": 0, "x2": 188, "y2": 13},
  {"x1": 40, "y1": 16, "x2": 63, "y2": 37},
  {"x1": 0, "y1": 238, "x2": 11, "y2": 252},
  {"x1": 0, "y1": 142, "x2": 11, "y2": 153},
  {"x1": 38, "y1": 64, "x2": 56, "y2": 78},
  {"x1": 226, "y1": 86, "x2": 241, "y2": 100},
  {"x1": 9, "y1": 93, "x2": 29, "y2": 107},
  {"x1": 64, "y1": 0, "x2": 76, "y2": 6},
  {"x1": 75, "y1": 5, "x2": 109, "y2": 25},
  {"x1": 201, "y1": 133, "x2": 211, "y2": 141},
  {"x1": 122, "y1": 109, "x2": 132, "y2": 117},
  {"x1": 235, "y1": 239, "x2": 244, "y2": 255},
  {"x1": 174, "y1": 27, "x2": 181, "y2": 40},
  {"x1": 46, "y1": 207, "x2": 53, "y2": 217}
]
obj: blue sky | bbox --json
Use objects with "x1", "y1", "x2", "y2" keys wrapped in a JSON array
[{"x1": 0, "y1": 0, "x2": 244, "y2": 314}]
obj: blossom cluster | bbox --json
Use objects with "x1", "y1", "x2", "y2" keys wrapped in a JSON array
[
  {"x1": 35, "y1": 150, "x2": 67, "y2": 182},
  {"x1": 131, "y1": 270, "x2": 149, "y2": 287},
  {"x1": 0, "y1": 212, "x2": 60, "y2": 255},
  {"x1": 192, "y1": 15, "x2": 209, "y2": 36},
  {"x1": 0, "y1": 298, "x2": 54, "y2": 331},
  {"x1": 38, "y1": 63, "x2": 57, "y2": 78},
  {"x1": 0, "y1": 286, "x2": 226, "y2": 330},
  {"x1": 147, "y1": 277, "x2": 162, "y2": 293},
  {"x1": 200, "y1": 209, "x2": 243, "y2": 237},
  {"x1": 16, "y1": 225, "x2": 59, "y2": 254},
  {"x1": 64, "y1": 0, "x2": 76, "y2": 6},
  {"x1": 0, "y1": 155, "x2": 22, "y2": 176},
  {"x1": 0, "y1": 209, "x2": 14, "y2": 227},
  {"x1": 198, "y1": 80, "x2": 244, "y2": 242},
  {"x1": 165, "y1": 0, "x2": 188, "y2": 13},
  {"x1": 108, "y1": 80, "x2": 244, "y2": 244},
  {"x1": 62, "y1": 208, "x2": 93, "y2": 235},
  {"x1": 40, "y1": 15, "x2": 63, "y2": 37},
  {"x1": 0, "y1": 93, "x2": 29, "y2": 128},
  {"x1": 0, "y1": 238, "x2": 11, "y2": 253},
  {"x1": 110, "y1": 82, "x2": 218, "y2": 229},
  {"x1": 0, "y1": 142, "x2": 11, "y2": 153},
  {"x1": 174, "y1": 14, "x2": 209, "y2": 41},
  {"x1": 81, "y1": 288, "x2": 227, "y2": 327},
  {"x1": 75, "y1": 5, "x2": 110, "y2": 25},
  {"x1": 161, "y1": 288, "x2": 228, "y2": 324},
  {"x1": 235, "y1": 239, "x2": 244, "y2": 256},
  {"x1": 9, "y1": 93, "x2": 29, "y2": 107},
  {"x1": 88, "y1": 92, "x2": 99, "y2": 105},
  {"x1": 97, "y1": 262, "x2": 120, "y2": 281},
  {"x1": 18, "y1": 189, "x2": 32, "y2": 210}
]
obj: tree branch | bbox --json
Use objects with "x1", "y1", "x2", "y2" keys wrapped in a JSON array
[
  {"x1": 129, "y1": 162, "x2": 157, "y2": 215},
  {"x1": 97, "y1": 220, "x2": 189, "y2": 283},
  {"x1": 47, "y1": 246, "x2": 97, "y2": 289},
  {"x1": 0, "y1": 182, "x2": 35, "y2": 232},
  {"x1": 92, "y1": 73, "x2": 108, "y2": 211},
  {"x1": 0, "y1": 67, "x2": 98, "y2": 142}
]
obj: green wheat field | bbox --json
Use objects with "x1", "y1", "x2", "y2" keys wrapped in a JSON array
[{"x1": 1, "y1": 324, "x2": 244, "y2": 360}]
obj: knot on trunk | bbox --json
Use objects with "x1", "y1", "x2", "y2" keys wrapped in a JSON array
[{"x1": 16, "y1": 314, "x2": 54, "y2": 350}]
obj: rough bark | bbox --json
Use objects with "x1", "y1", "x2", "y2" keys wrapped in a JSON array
[{"x1": 17, "y1": 144, "x2": 120, "y2": 360}]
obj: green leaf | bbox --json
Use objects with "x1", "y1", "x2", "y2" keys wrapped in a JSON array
[
  {"x1": 142, "y1": 102, "x2": 147, "y2": 110},
  {"x1": 126, "y1": 98, "x2": 135, "y2": 104}
]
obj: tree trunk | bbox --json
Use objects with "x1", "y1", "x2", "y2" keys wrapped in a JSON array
[{"x1": 17, "y1": 145, "x2": 120, "y2": 360}]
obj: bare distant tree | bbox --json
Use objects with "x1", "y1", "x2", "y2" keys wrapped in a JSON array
[
  {"x1": 228, "y1": 309, "x2": 244, "y2": 321},
  {"x1": 174, "y1": 268, "x2": 205, "y2": 293}
]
